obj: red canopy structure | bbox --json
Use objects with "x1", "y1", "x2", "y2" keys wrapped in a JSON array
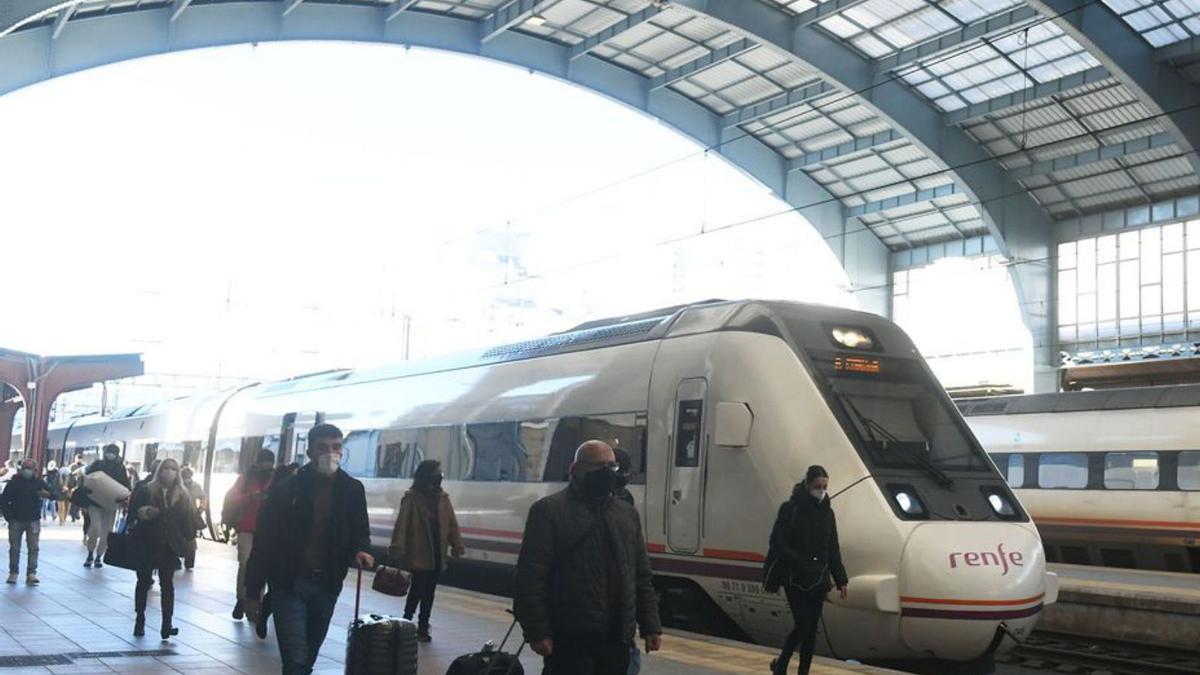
[{"x1": 0, "y1": 350, "x2": 143, "y2": 465}]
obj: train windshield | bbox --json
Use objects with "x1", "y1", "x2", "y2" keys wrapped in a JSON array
[{"x1": 790, "y1": 321, "x2": 993, "y2": 475}]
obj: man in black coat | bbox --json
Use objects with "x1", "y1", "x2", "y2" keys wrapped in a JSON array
[
  {"x1": 83, "y1": 444, "x2": 132, "y2": 568},
  {"x1": 244, "y1": 424, "x2": 373, "y2": 675},
  {"x1": 1, "y1": 459, "x2": 51, "y2": 585},
  {"x1": 514, "y1": 440, "x2": 662, "y2": 675}
]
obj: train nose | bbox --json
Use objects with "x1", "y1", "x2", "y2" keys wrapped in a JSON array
[{"x1": 899, "y1": 522, "x2": 1049, "y2": 661}]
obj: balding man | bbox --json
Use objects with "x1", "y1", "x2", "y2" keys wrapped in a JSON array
[{"x1": 514, "y1": 440, "x2": 661, "y2": 675}]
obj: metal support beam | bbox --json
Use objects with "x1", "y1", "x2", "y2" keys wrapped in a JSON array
[
  {"x1": 788, "y1": 129, "x2": 903, "y2": 170},
  {"x1": 1026, "y1": 0, "x2": 1200, "y2": 176},
  {"x1": 945, "y1": 65, "x2": 1110, "y2": 125},
  {"x1": 847, "y1": 183, "x2": 960, "y2": 218},
  {"x1": 385, "y1": 0, "x2": 421, "y2": 22},
  {"x1": 796, "y1": 0, "x2": 871, "y2": 26},
  {"x1": 892, "y1": 235, "x2": 1000, "y2": 270},
  {"x1": 50, "y1": 3, "x2": 75, "y2": 41},
  {"x1": 1010, "y1": 132, "x2": 1176, "y2": 179},
  {"x1": 568, "y1": 5, "x2": 665, "y2": 61},
  {"x1": 282, "y1": 0, "x2": 305, "y2": 17},
  {"x1": 650, "y1": 37, "x2": 756, "y2": 91},
  {"x1": 721, "y1": 79, "x2": 835, "y2": 129},
  {"x1": 1155, "y1": 36, "x2": 1200, "y2": 63},
  {"x1": 169, "y1": 0, "x2": 192, "y2": 22},
  {"x1": 877, "y1": 5, "x2": 1039, "y2": 72},
  {"x1": 480, "y1": 0, "x2": 542, "y2": 44}
]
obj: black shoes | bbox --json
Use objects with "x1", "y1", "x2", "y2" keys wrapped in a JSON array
[
  {"x1": 161, "y1": 626, "x2": 178, "y2": 640},
  {"x1": 255, "y1": 593, "x2": 272, "y2": 639},
  {"x1": 417, "y1": 625, "x2": 431, "y2": 643},
  {"x1": 232, "y1": 600, "x2": 244, "y2": 620},
  {"x1": 133, "y1": 615, "x2": 145, "y2": 637},
  {"x1": 94, "y1": 559, "x2": 104, "y2": 569},
  {"x1": 83, "y1": 555, "x2": 93, "y2": 568}
]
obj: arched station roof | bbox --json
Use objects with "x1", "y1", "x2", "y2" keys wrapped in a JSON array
[{"x1": 2, "y1": 0, "x2": 1200, "y2": 382}]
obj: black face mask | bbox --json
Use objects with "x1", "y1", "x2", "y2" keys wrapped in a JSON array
[
  {"x1": 429, "y1": 474, "x2": 444, "y2": 490},
  {"x1": 579, "y1": 468, "x2": 619, "y2": 501},
  {"x1": 104, "y1": 454, "x2": 118, "y2": 462}
]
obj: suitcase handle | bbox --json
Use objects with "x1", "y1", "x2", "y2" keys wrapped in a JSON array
[{"x1": 354, "y1": 565, "x2": 362, "y2": 620}]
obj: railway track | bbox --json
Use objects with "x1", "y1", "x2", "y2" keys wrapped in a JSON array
[{"x1": 1002, "y1": 630, "x2": 1200, "y2": 674}]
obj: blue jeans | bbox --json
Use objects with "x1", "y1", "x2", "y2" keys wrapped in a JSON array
[
  {"x1": 271, "y1": 577, "x2": 340, "y2": 675},
  {"x1": 628, "y1": 643, "x2": 641, "y2": 675}
]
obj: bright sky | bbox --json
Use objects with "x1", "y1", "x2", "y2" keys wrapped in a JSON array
[{"x1": 1, "y1": 41, "x2": 866, "y2": 412}]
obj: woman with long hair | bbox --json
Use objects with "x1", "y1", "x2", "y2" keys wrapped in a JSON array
[
  {"x1": 128, "y1": 458, "x2": 198, "y2": 640},
  {"x1": 389, "y1": 459, "x2": 465, "y2": 642},
  {"x1": 766, "y1": 465, "x2": 849, "y2": 675}
]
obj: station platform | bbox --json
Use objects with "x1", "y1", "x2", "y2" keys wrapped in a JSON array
[
  {"x1": 0, "y1": 525, "x2": 900, "y2": 674},
  {"x1": 1042, "y1": 563, "x2": 1200, "y2": 650}
]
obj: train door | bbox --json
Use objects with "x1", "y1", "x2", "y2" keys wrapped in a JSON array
[
  {"x1": 667, "y1": 378, "x2": 707, "y2": 554},
  {"x1": 279, "y1": 411, "x2": 324, "y2": 466}
]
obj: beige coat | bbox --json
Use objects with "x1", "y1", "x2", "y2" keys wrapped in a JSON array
[{"x1": 389, "y1": 489, "x2": 465, "y2": 572}]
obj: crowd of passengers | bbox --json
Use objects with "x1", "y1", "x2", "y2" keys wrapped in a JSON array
[{"x1": 0, "y1": 426, "x2": 847, "y2": 675}]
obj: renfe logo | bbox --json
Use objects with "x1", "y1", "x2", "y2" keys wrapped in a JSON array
[{"x1": 949, "y1": 543, "x2": 1024, "y2": 575}]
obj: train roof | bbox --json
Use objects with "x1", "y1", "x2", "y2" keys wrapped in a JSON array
[{"x1": 956, "y1": 383, "x2": 1200, "y2": 416}]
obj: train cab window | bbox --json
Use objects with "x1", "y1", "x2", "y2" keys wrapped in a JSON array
[
  {"x1": 1104, "y1": 452, "x2": 1159, "y2": 490},
  {"x1": 1007, "y1": 455, "x2": 1025, "y2": 488},
  {"x1": 1038, "y1": 453, "x2": 1089, "y2": 489},
  {"x1": 1179, "y1": 451, "x2": 1200, "y2": 490},
  {"x1": 674, "y1": 401, "x2": 703, "y2": 468}
]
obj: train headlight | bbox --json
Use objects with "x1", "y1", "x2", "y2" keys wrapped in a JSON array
[
  {"x1": 887, "y1": 484, "x2": 927, "y2": 518},
  {"x1": 831, "y1": 327, "x2": 876, "y2": 350},
  {"x1": 981, "y1": 486, "x2": 1020, "y2": 520}
]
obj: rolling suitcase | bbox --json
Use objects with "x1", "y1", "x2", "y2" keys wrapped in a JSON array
[
  {"x1": 445, "y1": 611, "x2": 525, "y2": 675},
  {"x1": 345, "y1": 567, "x2": 419, "y2": 675}
]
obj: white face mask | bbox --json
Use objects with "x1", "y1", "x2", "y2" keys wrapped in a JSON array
[
  {"x1": 810, "y1": 488, "x2": 827, "y2": 502},
  {"x1": 314, "y1": 453, "x2": 341, "y2": 476}
]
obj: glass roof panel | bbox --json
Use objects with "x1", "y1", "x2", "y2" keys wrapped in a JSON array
[
  {"x1": 940, "y1": 0, "x2": 1022, "y2": 24},
  {"x1": 1102, "y1": 0, "x2": 1200, "y2": 48}
]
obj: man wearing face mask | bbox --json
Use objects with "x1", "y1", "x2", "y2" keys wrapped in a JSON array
[
  {"x1": 243, "y1": 424, "x2": 373, "y2": 675},
  {"x1": 765, "y1": 465, "x2": 848, "y2": 675},
  {"x1": 514, "y1": 440, "x2": 661, "y2": 675},
  {"x1": 223, "y1": 449, "x2": 276, "y2": 620},
  {"x1": 389, "y1": 459, "x2": 465, "y2": 642},
  {"x1": 1, "y1": 459, "x2": 51, "y2": 585},
  {"x1": 84, "y1": 444, "x2": 132, "y2": 568}
]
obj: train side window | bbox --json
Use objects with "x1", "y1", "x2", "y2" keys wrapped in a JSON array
[
  {"x1": 1104, "y1": 452, "x2": 1159, "y2": 490},
  {"x1": 1038, "y1": 452, "x2": 1088, "y2": 489},
  {"x1": 468, "y1": 422, "x2": 529, "y2": 482},
  {"x1": 1179, "y1": 451, "x2": 1200, "y2": 490},
  {"x1": 543, "y1": 413, "x2": 646, "y2": 484},
  {"x1": 1007, "y1": 455, "x2": 1025, "y2": 488},
  {"x1": 675, "y1": 400, "x2": 703, "y2": 468}
]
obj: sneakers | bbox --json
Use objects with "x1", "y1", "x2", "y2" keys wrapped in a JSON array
[
  {"x1": 94, "y1": 559, "x2": 104, "y2": 569},
  {"x1": 161, "y1": 626, "x2": 178, "y2": 641},
  {"x1": 83, "y1": 554, "x2": 93, "y2": 568},
  {"x1": 5, "y1": 573, "x2": 16, "y2": 584},
  {"x1": 25, "y1": 574, "x2": 38, "y2": 586}
]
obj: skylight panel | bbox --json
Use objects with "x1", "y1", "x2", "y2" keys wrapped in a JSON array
[
  {"x1": 852, "y1": 33, "x2": 894, "y2": 57},
  {"x1": 940, "y1": 0, "x2": 1021, "y2": 24},
  {"x1": 819, "y1": 14, "x2": 862, "y2": 38}
]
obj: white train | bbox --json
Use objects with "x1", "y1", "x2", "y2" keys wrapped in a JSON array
[
  {"x1": 960, "y1": 387, "x2": 1200, "y2": 573},
  {"x1": 22, "y1": 300, "x2": 1054, "y2": 663}
]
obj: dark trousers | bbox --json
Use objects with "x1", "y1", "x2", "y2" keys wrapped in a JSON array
[
  {"x1": 402, "y1": 570, "x2": 439, "y2": 627},
  {"x1": 272, "y1": 577, "x2": 339, "y2": 675},
  {"x1": 544, "y1": 635, "x2": 630, "y2": 675},
  {"x1": 774, "y1": 588, "x2": 826, "y2": 675},
  {"x1": 135, "y1": 560, "x2": 177, "y2": 629}
]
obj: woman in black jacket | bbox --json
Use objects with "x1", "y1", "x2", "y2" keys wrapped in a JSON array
[
  {"x1": 128, "y1": 458, "x2": 198, "y2": 640},
  {"x1": 767, "y1": 465, "x2": 849, "y2": 675}
]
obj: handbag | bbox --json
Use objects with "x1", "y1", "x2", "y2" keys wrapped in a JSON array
[
  {"x1": 103, "y1": 521, "x2": 144, "y2": 571},
  {"x1": 762, "y1": 502, "x2": 796, "y2": 593},
  {"x1": 371, "y1": 565, "x2": 412, "y2": 597}
]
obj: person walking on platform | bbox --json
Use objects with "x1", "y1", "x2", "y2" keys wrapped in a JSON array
[
  {"x1": 514, "y1": 440, "x2": 662, "y2": 675},
  {"x1": 43, "y1": 461, "x2": 64, "y2": 523},
  {"x1": 223, "y1": 449, "x2": 275, "y2": 620},
  {"x1": 1, "y1": 459, "x2": 50, "y2": 585},
  {"x1": 244, "y1": 424, "x2": 373, "y2": 675},
  {"x1": 67, "y1": 454, "x2": 86, "y2": 523},
  {"x1": 765, "y1": 465, "x2": 848, "y2": 675},
  {"x1": 128, "y1": 458, "x2": 199, "y2": 639},
  {"x1": 180, "y1": 466, "x2": 206, "y2": 571},
  {"x1": 388, "y1": 459, "x2": 465, "y2": 642},
  {"x1": 84, "y1": 444, "x2": 133, "y2": 568}
]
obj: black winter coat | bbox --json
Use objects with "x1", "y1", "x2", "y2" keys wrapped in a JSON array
[
  {"x1": 244, "y1": 466, "x2": 371, "y2": 596},
  {"x1": 0, "y1": 476, "x2": 48, "y2": 522},
  {"x1": 86, "y1": 459, "x2": 132, "y2": 490},
  {"x1": 128, "y1": 484, "x2": 198, "y2": 566},
  {"x1": 768, "y1": 484, "x2": 849, "y2": 593},
  {"x1": 514, "y1": 485, "x2": 661, "y2": 644}
]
